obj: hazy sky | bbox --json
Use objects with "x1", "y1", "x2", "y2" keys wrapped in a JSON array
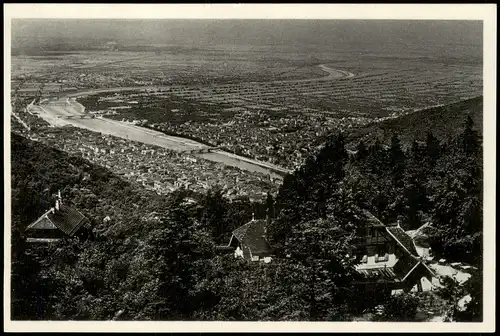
[{"x1": 11, "y1": 19, "x2": 483, "y2": 59}]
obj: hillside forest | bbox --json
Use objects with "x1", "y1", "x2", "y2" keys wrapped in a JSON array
[{"x1": 10, "y1": 107, "x2": 483, "y2": 321}]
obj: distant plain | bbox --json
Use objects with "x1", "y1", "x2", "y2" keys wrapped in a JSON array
[{"x1": 11, "y1": 20, "x2": 483, "y2": 169}]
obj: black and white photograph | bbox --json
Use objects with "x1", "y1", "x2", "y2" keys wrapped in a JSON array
[{"x1": 4, "y1": 4, "x2": 496, "y2": 333}]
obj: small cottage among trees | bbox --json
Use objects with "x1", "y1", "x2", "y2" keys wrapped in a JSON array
[
  {"x1": 24, "y1": 191, "x2": 91, "y2": 243},
  {"x1": 218, "y1": 215, "x2": 274, "y2": 262},
  {"x1": 350, "y1": 209, "x2": 435, "y2": 293}
]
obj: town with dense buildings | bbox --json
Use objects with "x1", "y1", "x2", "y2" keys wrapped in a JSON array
[
  {"x1": 8, "y1": 16, "x2": 486, "y2": 326},
  {"x1": 12, "y1": 43, "x2": 482, "y2": 171},
  {"x1": 11, "y1": 110, "x2": 279, "y2": 202}
]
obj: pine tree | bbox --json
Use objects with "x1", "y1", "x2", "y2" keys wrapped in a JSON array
[
  {"x1": 367, "y1": 138, "x2": 386, "y2": 174},
  {"x1": 283, "y1": 216, "x2": 358, "y2": 320},
  {"x1": 265, "y1": 192, "x2": 275, "y2": 219},
  {"x1": 410, "y1": 139, "x2": 424, "y2": 163},
  {"x1": 199, "y1": 188, "x2": 229, "y2": 244},
  {"x1": 356, "y1": 140, "x2": 368, "y2": 160},
  {"x1": 424, "y1": 131, "x2": 441, "y2": 167},
  {"x1": 388, "y1": 133, "x2": 406, "y2": 179},
  {"x1": 11, "y1": 229, "x2": 46, "y2": 319},
  {"x1": 403, "y1": 139, "x2": 429, "y2": 228},
  {"x1": 316, "y1": 132, "x2": 348, "y2": 182},
  {"x1": 461, "y1": 114, "x2": 480, "y2": 155},
  {"x1": 270, "y1": 132, "x2": 349, "y2": 250}
]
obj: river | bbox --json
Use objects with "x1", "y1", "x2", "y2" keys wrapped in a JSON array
[
  {"x1": 35, "y1": 101, "x2": 291, "y2": 176},
  {"x1": 36, "y1": 64, "x2": 354, "y2": 176}
]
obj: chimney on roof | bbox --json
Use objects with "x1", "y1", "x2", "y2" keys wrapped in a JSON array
[
  {"x1": 57, "y1": 190, "x2": 63, "y2": 204},
  {"x1": 264, "y1": 216, "x2": 268, "y2": 236}
]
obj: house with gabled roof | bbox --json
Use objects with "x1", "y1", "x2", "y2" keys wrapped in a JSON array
[
  {"x1": 24, "y1": 191, "x2": 91, "y2": 243},
  {"x1": 350, "y1": 209, "x2": 436, "y2": 293},
  {"x1": 217, "y1": 214, "x2": 274, "y2": 263},
  {"x1": 215, "y1": 208, "x2": 433, "y2": 292}
]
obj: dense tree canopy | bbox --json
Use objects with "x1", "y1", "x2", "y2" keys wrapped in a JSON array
[
  {"x1": 270, "y1": 114, "x2": 482, "y2": 265},
  {"x1": 10, "y1": 112, "x2": 482, "y2": 321}
]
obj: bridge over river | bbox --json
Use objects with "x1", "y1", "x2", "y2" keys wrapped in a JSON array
[
  {"x1": 62, "y1": 114, "x2": 99, "y2": 120},
  {"x1": 32, "y1": 98, "x2": 292, "y2": 177},
  {"x1": 28, "y1": 64, "x2": 354, "y2": 175},
  {"x1": 180, "y1": 146, "x2": 224, "y2": 154},
  {"x1": 22, "y1": 64, "x2": 360, "y2": 175},
  {"x1": 24, "y1": 64, "x2": 352, "y2": 177}
]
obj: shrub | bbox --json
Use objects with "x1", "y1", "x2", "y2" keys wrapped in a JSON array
[{"x1": 377, "y1": 292, "x2": 420, "y2": 321}]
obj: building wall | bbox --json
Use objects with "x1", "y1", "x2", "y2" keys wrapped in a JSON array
[
  {"x1": 26, "y1": 228, "x2": 65, "y2": 239},
  {"x1": 358, "y1": 228, "x2": 398, "y2": 258},
  {"x1": 356, "y1": 228, "x2": 406, "y2": 268}
]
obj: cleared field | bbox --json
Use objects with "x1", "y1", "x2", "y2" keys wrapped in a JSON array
[
  {"x1": 114, "y1": 60, "x2": 480, "y2": 119},
  {"x1": 65, "y1": 60, "x2": 481, "y2": 120},
  {"x1": 11, "y1": 48, "x2": 333, "y2": 87},
  {"x1": 59, "y1": 55, "x2": 481, "y2": 169},
  {"x1": 12, "y1": 48, "x2": 482, "y2": 116},
  {"x1": 13, "y1": 42, "x2": 482, "y2": 169}
]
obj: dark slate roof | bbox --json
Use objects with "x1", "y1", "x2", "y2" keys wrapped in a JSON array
[
  {"x1": 26, "y1": 204, "x2": 90, "y2": 237},
  {"x1": 393, "y1": 254, "x2": 421, "y2": 280},
  {"x1": 386, "y1": 226, "x2": 419, "y2": 256},
  {"x1": 355, "y1": 208, "x2": 386, "y2": 228},
  {"x1": 47, "y1": 204, "x2": 89, "y2": 236},
  {"x1": 241, "y1": 244, "x2": 253, "y2": 259},
  {"x1": 395, "y1": 254, "x2": 436, "y2": 282},
  {"x1": 231, "y1": 219, "x2": 273, "y2": 257},
  {"x1": 232, "y1": 220, "x2": 255, "y2": 242},
  {"x1": 27, "y1": 204, "x2": 89, "y2": 237}
]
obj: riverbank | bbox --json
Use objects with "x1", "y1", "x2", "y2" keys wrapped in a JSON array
[
  {"x1": 30, "y1": 63, "x2": 353, "y2": 176},
  {"x1": 33, "y1": 99, "x2": 291, "y2": 176}
]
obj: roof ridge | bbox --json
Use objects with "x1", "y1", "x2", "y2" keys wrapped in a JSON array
[
  {"x1": 361, "y1": 208, "x2": 386, "y2": 227},
  {"x1": 47, "y1": 203, "x2": 88, "y2": 236},
  {"x1": 401, "y1": 256, "x2": 421, "y2": 282},
  {"x1": 232, "y1": 217, "x2": 265, "y2": 233},
  {"x1": 386, "y1": 226, "x2": 418, "y2": 256},
  {"x1": 26, "y1": 208, "x2": 56, "y2": 230},
  {"x1": 231, "y1": 220, "x2": 253, "y2": 240},
  {"x1": 419, "y1": 259, "x2": 437, "y2": 278},
  {"x1": 400, "y1": 256, "x2": 436, "y2": 282},
  {"x1": 68, "y1": 217, "x2": 85, "y2": 236}
]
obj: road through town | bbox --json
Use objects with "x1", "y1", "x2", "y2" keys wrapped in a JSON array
[
  {"x1": 35, "y1": 98, "x2": 292, "y2": 176},
  {"x1": 32, "y1": 64, "x2": 353, "y2": 176}
]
